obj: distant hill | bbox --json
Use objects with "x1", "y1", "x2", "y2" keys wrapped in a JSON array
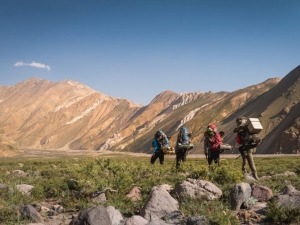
[{"x1": 0, "y1": 65, "x2": 299, "y2": 154}]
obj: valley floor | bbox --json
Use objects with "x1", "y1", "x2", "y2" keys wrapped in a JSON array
[{"x1": 9, "y1": 148, "x2": 300, "y2": 159}]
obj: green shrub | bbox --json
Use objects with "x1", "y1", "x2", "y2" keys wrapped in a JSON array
[{"x1": 266, "y1": 200, "x2": 300, "y2": 224}]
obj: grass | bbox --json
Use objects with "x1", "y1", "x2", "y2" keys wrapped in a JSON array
[{"x1": 0, "y1": 155, "x2": 299, "y2": 224}]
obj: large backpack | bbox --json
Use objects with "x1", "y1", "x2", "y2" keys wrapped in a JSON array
[{"x1": 178, "y1": 127, "x2": 190, "y2": 144}]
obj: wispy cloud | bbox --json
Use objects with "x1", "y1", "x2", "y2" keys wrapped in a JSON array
[{"x1": 14, "y1": 61, "x2": 51, "y2": 71}]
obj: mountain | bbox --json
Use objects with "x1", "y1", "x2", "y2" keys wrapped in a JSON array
[{"x1": 0, "y1": 65, "x2": 299, "y2": 154}]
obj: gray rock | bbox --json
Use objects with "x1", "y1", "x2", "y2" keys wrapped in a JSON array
[
  {"x1": 92, "y1": 192, "x2": 106, "y2": 204},
  {"x1": 17, "y1": 184, "x2": 34, "y2": 195},
  {"x1": 245, "y1": 175, "x2": 258, "y2": 184},
  {"x1": 251, "y1": 202, "x2": 267, "y2": 215},
  {"x1": 20, "y1": 205, "x2": 44, "y2": 223},
  {"x1": 173, "y1": 179, "x2": 222, "y2": 201},
  {"x1": 229, "y1": 182, "x2": 251, "y2": 210},
  {"x1": 12, "y1": 169, "x2": 28, "y2": 177},
  {"x1": 125, "y1": 215, "x2": 148, "y2": 225},
  {"x1": 277, "y1": 194, "x2": 300, "y2": 209},
  {"x1": 70, "y1": 205, "x2": 112, "y2": 225},
  {"x1": 106, "y1": 206, "x2": 124, "y2": 225},
  {"x1": 162, "y1": 211, "x2": 184, "y2": 224},
  {"x1": 146, "y1": 219, "x2": 168, "y2": 225},
  {"x1": 186, "y1": 216, "x2": 208, "y2": 225},
  {"x1": 282, "y1": 184, "x2": 300, "y2": 196},
  {"x1": 0, "y1": 183, "x2": 7, "y2": 190},
  {"x1": 141, "y1": 185, "x2": 179, "y2": 221}
]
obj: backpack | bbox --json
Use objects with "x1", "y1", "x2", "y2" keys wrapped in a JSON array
[{"x1": 178, "y1": 127, "x2": 190, "y2": 144}]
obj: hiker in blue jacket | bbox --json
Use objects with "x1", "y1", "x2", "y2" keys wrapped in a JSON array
[{"x1": 151, "y1": 130, "x2": 169, "y2": 165}]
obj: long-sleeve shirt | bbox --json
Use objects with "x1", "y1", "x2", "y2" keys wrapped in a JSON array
[{"x1": 206, "y1": 132, "x2": 222, "y2": 151}]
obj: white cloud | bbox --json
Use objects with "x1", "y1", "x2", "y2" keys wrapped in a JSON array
[{"x1": 14, "y1": 61, "x2": 51, "y2": 71}]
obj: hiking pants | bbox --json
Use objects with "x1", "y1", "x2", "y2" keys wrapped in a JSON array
[
  {"x1": 207, "y1": 149, "x2": 220, "y2": 166},
  {"x1": 150, "y1": 150, "x2": 164, "y2": 165},
  {"x1": 176, "y1": 148, "x2": 188, "y2": 169},
  {"x1": 240, "y1": 147, "x2": 258, "y2": 179}
]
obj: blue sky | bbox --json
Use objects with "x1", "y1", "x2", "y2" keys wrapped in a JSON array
[{"x1": 1, "y1": 0, "x2": 300, "y2": 105}]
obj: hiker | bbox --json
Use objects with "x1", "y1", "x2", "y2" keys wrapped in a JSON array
[
  {"x1": 204, "y1": 124, "x2": 223, "y2": 167},
  {"x1": 175, "y1": 126, "x2": 193, "y2": 169},
  {"x1": 234, "y1": 116, "x2": 261, "y2": 180},
  {"x1": 150, "y1": 130, "x2": 169, "y2": 165}
]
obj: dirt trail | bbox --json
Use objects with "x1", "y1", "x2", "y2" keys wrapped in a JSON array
[{"x1": 9, "y1": 148, "x2": 300, "y2": 159}]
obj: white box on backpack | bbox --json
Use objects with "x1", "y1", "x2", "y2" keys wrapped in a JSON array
[{"x1": 247, "y1": 118, "x2": 263, "y2": 134}]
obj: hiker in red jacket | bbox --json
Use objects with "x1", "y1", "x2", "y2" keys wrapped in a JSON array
[{"x1": 204, "y1": 124, "x2": 223, "y2": 168}]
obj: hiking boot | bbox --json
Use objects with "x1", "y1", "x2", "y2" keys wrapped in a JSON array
[{"x1": 252, "y1": 172, "x2": 259, "y2": 180}]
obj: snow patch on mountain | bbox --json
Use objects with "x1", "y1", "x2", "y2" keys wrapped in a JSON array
[
  {"x1": 66, "y1": 100, "x2": 103, "y2": 125},
  {"x1": 98, "y1": 133, "x2": 125, "y2": 151},
  {"x1": 172, "y1": 92, "x2": 203, "y2": 110},
  {"x1": 176, "y1": 103, "x2": 209, "y2": 130},
  {"x1": 65, "y1": 80, "x2": 96, "y2": 92},
  {"x1": 54, "y1": 96, "x2": 86, "y2": 112}
]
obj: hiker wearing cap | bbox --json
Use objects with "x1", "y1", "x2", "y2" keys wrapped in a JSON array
[
  {"x1": 204, "y1": 124, "x2": 223, "y2": 167},
  {"x1": 234, "y1": 116, "x2": 260, "y2": 180},
  {"x1": 150, "y1": 130, "x2": 169, "y2": 165}
]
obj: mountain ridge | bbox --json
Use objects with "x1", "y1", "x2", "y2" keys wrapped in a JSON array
[{"x1": 1, "y1": 65, "x2": 300, "y2": 154}]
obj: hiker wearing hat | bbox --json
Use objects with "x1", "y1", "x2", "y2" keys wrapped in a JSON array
[
  {"x1": 150, "y1": 130, "x2": 169, "y2": 165},
  {"x1": 204, "y1": 124, "x2": 223, "y2": 168},
  {"x1": 234, "y1": 116, "x2": 259, "y2": 180}
]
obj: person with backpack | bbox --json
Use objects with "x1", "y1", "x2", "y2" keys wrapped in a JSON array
[
  {"x1": 204, "y1": 124, "x2": 223, "y2": 168},
  {"x1": 150, "y1": 130, "x2": 169, "y2": 165},
  {"x1": 175, "y1": 126, "x2": 193, "y2": 169},
  {"x1": 234, "y1": 116, "x2": 261, "y2": 180}
]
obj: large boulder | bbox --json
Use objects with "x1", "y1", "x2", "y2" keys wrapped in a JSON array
[
  {"x1": 275, "y1": 185, "x2": 300, "y2": 209},
  {"x1": 140, "y1": 185, "x2": 179, "y2": 221},
  {"x1": 251, "y1": 183, "x2": 273, "y2": 202},
  {"x1": 70, "y1": 205, "x2": 112, "y2": 225},
  {"x1": 229, "y1": 182, "x2": 251, "y2": 210},
  {"x1": 173, "y1": 178, "x2": 222, "y2": 201}
]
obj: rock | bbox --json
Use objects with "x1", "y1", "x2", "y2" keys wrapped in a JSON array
[
  {"x1": 106, "y1": 206, "x2": 124, "y2": 225},
  {"x1": 251, "y1": 184, "x2": 273, "y2": 202},
  {"x1": 70, "y1": 205, "x2": 112, "y2": 225},
  {"x1": 162, "y1": 211, "x2": 184, "y2": 224},
  {"x1": 140, "y1": 185, "x2": 179, "y2": 221},
  {"x1": 17, "y1": 184, "x2": 34, "y2": 195},
  {"x1": 92, "y1": 192, "x2": 106, "y2": 204},
  {"x1": 12, "y1": 169, "x2": 27, "y2": 177},
  {"x1": 146, "y1": 219, "x2": 168, "y2": 225},
  {"x1": 186, "y1": 216, "x2": 208, "y2": 225},
  {"x1": 282, "y1": 184, "x2": 300, "y2": 196},
  {"x1": 125, "y1": 215, "x2": 148, "y2": 225},
  {"x1": 173, "y1": 178, "x2": 222, "y2": 201},
  {"x1": 52, "y1": 204, "x2": 64, "y2": 214},
  {"x1": 251, "y1": 202, "x2": 267, "y2": 215},
  {"x1": 274, "y1": 171, "x2": 297, "y2": 178},
  {"x1": 126, "y1": 186, "x2": 142, "y2": 202},
  {"x1": 245, "y1": 175, "x2": 258, "y2": 184},
  {"x1": 0, "y1": 183, "x2": 7, "y2": 190},
  {"x1": 229, "y1": 182, "x2": 251, "y2": 210},
  {"x1": 277, "y1": 194, "x2": 300, "y2": 209},
  {"x1": 19, "y1": 205, "x2": 44, "y2": 223}
]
